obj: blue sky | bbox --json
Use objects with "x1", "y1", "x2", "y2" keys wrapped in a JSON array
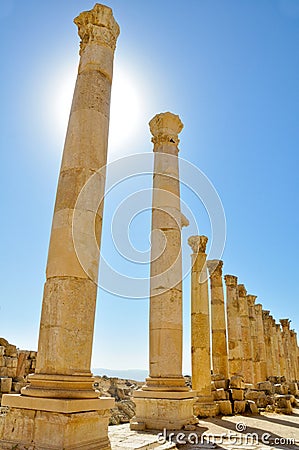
[{"x1": 0, "y1": 0, "x2": 298, "y2": 374}]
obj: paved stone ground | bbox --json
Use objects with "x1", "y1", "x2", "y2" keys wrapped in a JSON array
[{"x1": 109, "y1": 408, "x2": 299, "y2": 450}]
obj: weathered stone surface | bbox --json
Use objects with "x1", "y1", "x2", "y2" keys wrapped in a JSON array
[
  {"x1": 257, "y1": 381, "x2": 273, "y2": 393},
  {"x1": 230, "y1": 389, "x2": 244, "y2": 401},
  {"x1": 230, "y1": 375, "x2": 245, "y2": 389},
  {"x1": 233, "y1": 400, "x2": 246, "y2": 414},
  {"x1": 0, "y1": 378, "x2": 12, "y2": 394},
  {"x1": 214, "y1": 379, "x2": 229, "y2": 390},
  {"x1": 207, "y1": 260, "x2": 229, "y2": 379},
  {"x1": 217, "y1": 400, "x2": 232, "y2": 415},
  {"x1": 275, "y1": 396, "x2": 293, "y2": 414},
  {"x1": 212, "y1": 388, "x2": 227, "y2": 401},
  {"x1": 247, "y1": 400, "x2": 259, "y2": 415}
]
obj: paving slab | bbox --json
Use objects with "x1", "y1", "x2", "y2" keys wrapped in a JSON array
[{"x1": 109, "y1": 408, "x2": 299, "y2": 450}]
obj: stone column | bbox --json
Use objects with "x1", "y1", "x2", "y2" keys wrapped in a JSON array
[
  {"x1": 131, "y1": 112, "x2": 197, "y2": 431},
  {"x1": 290, "y1": 330, "x2": 299, "y2": 381},
  {"x1": 280, "y1": 319, "x2": 292, "y2": 381},
  {"x1": 188, "y1": 236, "x2": 216, "y2": 417},
  {"x1": 238, "y1": 285, "x2": 254, "y2": 383},
  {"x1": 247, "y1": 295, "x2": 259, "y2": 384},
  {"x1": 276, "y1": 323, "x2": 287, "y2": 379},
  {"x1": 270, "y1": 317, "x2": 281, "y2": 377},
  {"x1": 1, "y1": 5, "x2": 118, "y2": 449},
  {"x1": 254, "y1": 304, "x2": 267, "y2": 381},
  {"x1": 207, "y1": 260, "x2": 229, "y2": 379},
  {"x1": 224, "y1": 275, "x2": 243, "y2": 377},
  {"x1": 262, "y1": 311, "x2": 274, "y2": 378}
]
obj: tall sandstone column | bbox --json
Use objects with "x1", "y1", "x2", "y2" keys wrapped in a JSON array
[
  {"x1": 225, "y1": 275, "x2": 243, "y2": 377},
  {"x1": 276, "y1": 323, "x2": 287, "y2": 379},
  {"x1": 247, "y1": 295, "x2": 259, "y2": 384},
  {"x1": 238, "y1": 284, "x2": 254, "y2": 383},
  {"x1": 254, "y1": 304, "x2": 267, "y2": 381},
  {"x1": 207, "y1": 260, "x2": 229, "y2": 379},
  {"x1": 131, "y1": 112, "x2": 197, "y2": 430},
  {"x1": 1, "y1": 5, "x2": 118, "y2": 449},
  {"x1": 262, "y1": 311, "x2": 274, "y2": 378},
  {"x1": 290, "y1": 330, "x2": 299, "y2": 381},
  {"x1": 280, "y1": 319, "x2": 293, "y2": 381},
  {"x1": 270, "y1": 317, "x2": 281, "y2": 377},
  {"x1": 188, "y1": 236, "x2": 216, "y2": 417}
]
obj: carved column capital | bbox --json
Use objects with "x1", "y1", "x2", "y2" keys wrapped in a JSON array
[
  {"x1": 224, "y1": 274, "x2": 238, "y2": 287},
  {"x1": 280, "y1": 318, "x2": 291, "y2": 330},
  {"x1": 262, "y1": 310, "x2": 270, "y2": 320},
  {"x1": 188, "y1": 235, "x2": 208, "y2": 254},
  {"x1": 74, "y1": 3, "x2": 120, "y2": 53},
  {"x1": 254, "y1": 303, "x2": 263, "y2": 314},
  {"x1": 207, "y1": 259, "x2": 223, "y2": 278},
  {"x1": 237, "y1": 284, "x2": 247, "y2": 297},
  {"x1": 247, "y1": 294, "x2": 257, "y2": 307},
  {"x1": 149, "y1": 112, "x2": 183, "y2": 149}
]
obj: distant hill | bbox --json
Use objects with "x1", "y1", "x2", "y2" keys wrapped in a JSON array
[{"x1": 93, "y1": 368, "x2": 148, "y2": 381}]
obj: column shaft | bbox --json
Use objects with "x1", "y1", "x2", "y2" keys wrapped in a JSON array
[
  {"x1": 23, "y1": 4, "x2": 120, "y2": 399},
  {"x1": 238, "y1": 285, "x2": 253, "y2": 383},
  {"x1": 254, "y1": 304, "x2": 267, "y2": 381},
  {"x1": 225, "y1": 275, "x2": 243, "y2": 377},
  {"x1": 247, "y1": 295, "x2": 259, "y2": 384},
  {"x1": 189, "y1": 236, "x2": 212, "y2": 398},
  {"x1": 208, "y1": 260, "x2": 228, "y2": 379}
]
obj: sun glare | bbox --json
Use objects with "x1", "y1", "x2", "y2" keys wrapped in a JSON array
[
  {"x1": 108, "y1": 65, "x2": 144, "y2": 156},
  {"x1": 45, "y1": 63, "x2": 146, "y2": 157}
]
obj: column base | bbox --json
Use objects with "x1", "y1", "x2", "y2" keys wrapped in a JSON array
[
  {"x1": 0, "y1": 395, "x2": 114, "y2": 450},
  {"x1": 142, "y1": 376, "x2": 189, "y2": 391},
  {"x1": 130, "y1": 389, "x2": 198, "y2": 431},
  {"x1": 22, "y1": 373, "x2": 99, "y2": 399}
]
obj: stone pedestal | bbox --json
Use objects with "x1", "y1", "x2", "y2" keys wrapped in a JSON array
[
  {"x1": 224, "y1": 275, "x2": 243, "y2": 377},
  {"x1": 1, "y1": 395, "x2": 114, "y2": 450},
  {"x1": 188, "y1": 236, "x2": 216, "y2": 418},
  {"x1": 238, "y1": 285, "x2": 253, "y2": 383},
  {"x1": 0, "y1": 4, "x2": 119, "y2": 448},
  {"x1": 207, "y1": 260, "x2": 228, "y2": 379},
  {"x1": 131, "y1": 113, "x2": 197, "y2": 430}
]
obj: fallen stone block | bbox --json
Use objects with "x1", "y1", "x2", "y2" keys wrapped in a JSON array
[
  {"x1": 5, "y1": 344, "x2": 17, "y2": 357},
  {"x1": 275, "y1": 396, "x2": 293, "y2": 414},
  {"x1": 212, "y1": 388, "x2": 227, "y2": 401},
  {"x1": 230, "y1": 389, "x2": 244, "y2": 401},
  {"x1": 230, "y1": 375, "x2": 245, "y2": 390},
  {"x1": 0, "y1": 368, "x2": 8, "y2": 377},
  {"x1": 257, "y1": 381, "x2": 273, "y2": 393},
  {"x1": 246, "y1": 400, "x2": 259, "y2": 415},
  {"x1": 233, "y1": 400, "x2": 246, "y2": 414},
  {"x1": 217, "y1": 400, "x2": 232, "y2": 415},
  {"x1": 0, "y1": 377, "x2": 12, "y2": 393},
  {"x1": 214, "y1": 379, "x2": 229, "y2": 390},
  {"x1": 289, "y1": 382, "x2": 299, "y2": 397}
]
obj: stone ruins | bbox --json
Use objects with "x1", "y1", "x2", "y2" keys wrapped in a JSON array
[{"x1": 0, "y1": 3, "x2": 298, "y2": 449}]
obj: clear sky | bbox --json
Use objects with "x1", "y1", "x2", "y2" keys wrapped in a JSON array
[{"x1": 1, "y1": 0, "x2": 298, "y2": 374}]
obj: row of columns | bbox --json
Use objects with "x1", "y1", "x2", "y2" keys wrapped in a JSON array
[{"x1": 189, "y1": 241, "x2": 299, "y2": 387}]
